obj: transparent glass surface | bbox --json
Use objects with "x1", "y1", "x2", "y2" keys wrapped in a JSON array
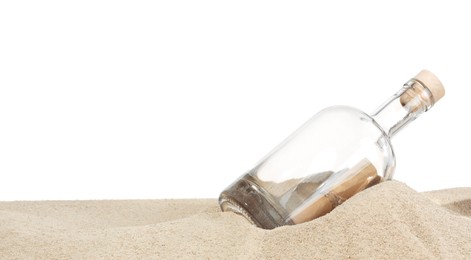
[
  {"x1": 219, "y1": 106, "x2": 396, "y2": 229},
  {"x1": 219, "y1": 77, "x2": 438, "y2": 229}
]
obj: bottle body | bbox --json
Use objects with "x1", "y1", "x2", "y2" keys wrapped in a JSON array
[
  {"x1": 219, "y1": 106, "x2": 395, "y2": 229},
  {"x1": 219, "y1": 70, "x2": 444, "y2": 229}
]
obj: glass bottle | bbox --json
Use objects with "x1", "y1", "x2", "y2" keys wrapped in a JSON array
[{"x1": 219, "y1": 70, "x2": 445, "y2": 229}]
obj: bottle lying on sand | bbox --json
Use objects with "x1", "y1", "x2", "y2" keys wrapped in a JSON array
[{"x1": 219, "y1": 70, "x2": 445, "y2": 229}]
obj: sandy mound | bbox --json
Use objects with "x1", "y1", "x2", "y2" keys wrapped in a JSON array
[{"x1": 1, "y1": 181, "x2": 470, "y2": 259}]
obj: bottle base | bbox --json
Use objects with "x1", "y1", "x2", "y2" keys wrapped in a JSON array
[{"x1": 219, "y1": 175, "x2": 292, "y2": 229}]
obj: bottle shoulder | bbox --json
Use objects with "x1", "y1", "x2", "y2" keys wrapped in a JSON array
[
  {"x1": 318, "y1": 105, "x2": 389, "y2": 138},
  {"x1": 318, "y1": 105, "x2": 367, "y2": 116},
  {"x1": 311, "y1": 105, "x2": 395, "y2": 180}
]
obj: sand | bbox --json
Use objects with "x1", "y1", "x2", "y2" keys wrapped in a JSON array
[{"x1": 1, "y1": 181, "x2": 470, "y2": 259}]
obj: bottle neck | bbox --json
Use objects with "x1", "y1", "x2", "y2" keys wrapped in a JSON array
[{"x1": 371, "y1": 79, "x2": 435, "y2": 138}]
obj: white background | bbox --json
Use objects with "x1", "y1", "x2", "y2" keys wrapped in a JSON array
[{"x1": 1, "y1": 1, "x2": 470, "y2": 200}]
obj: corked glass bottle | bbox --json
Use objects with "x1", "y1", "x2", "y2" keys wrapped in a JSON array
[{"x1": 219, "y1": 70, "x2": 445, "y2": 229}]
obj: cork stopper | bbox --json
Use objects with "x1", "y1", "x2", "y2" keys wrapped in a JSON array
[{"x1": 413, "y1": 70, "x2": 445, "y2": 103}]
